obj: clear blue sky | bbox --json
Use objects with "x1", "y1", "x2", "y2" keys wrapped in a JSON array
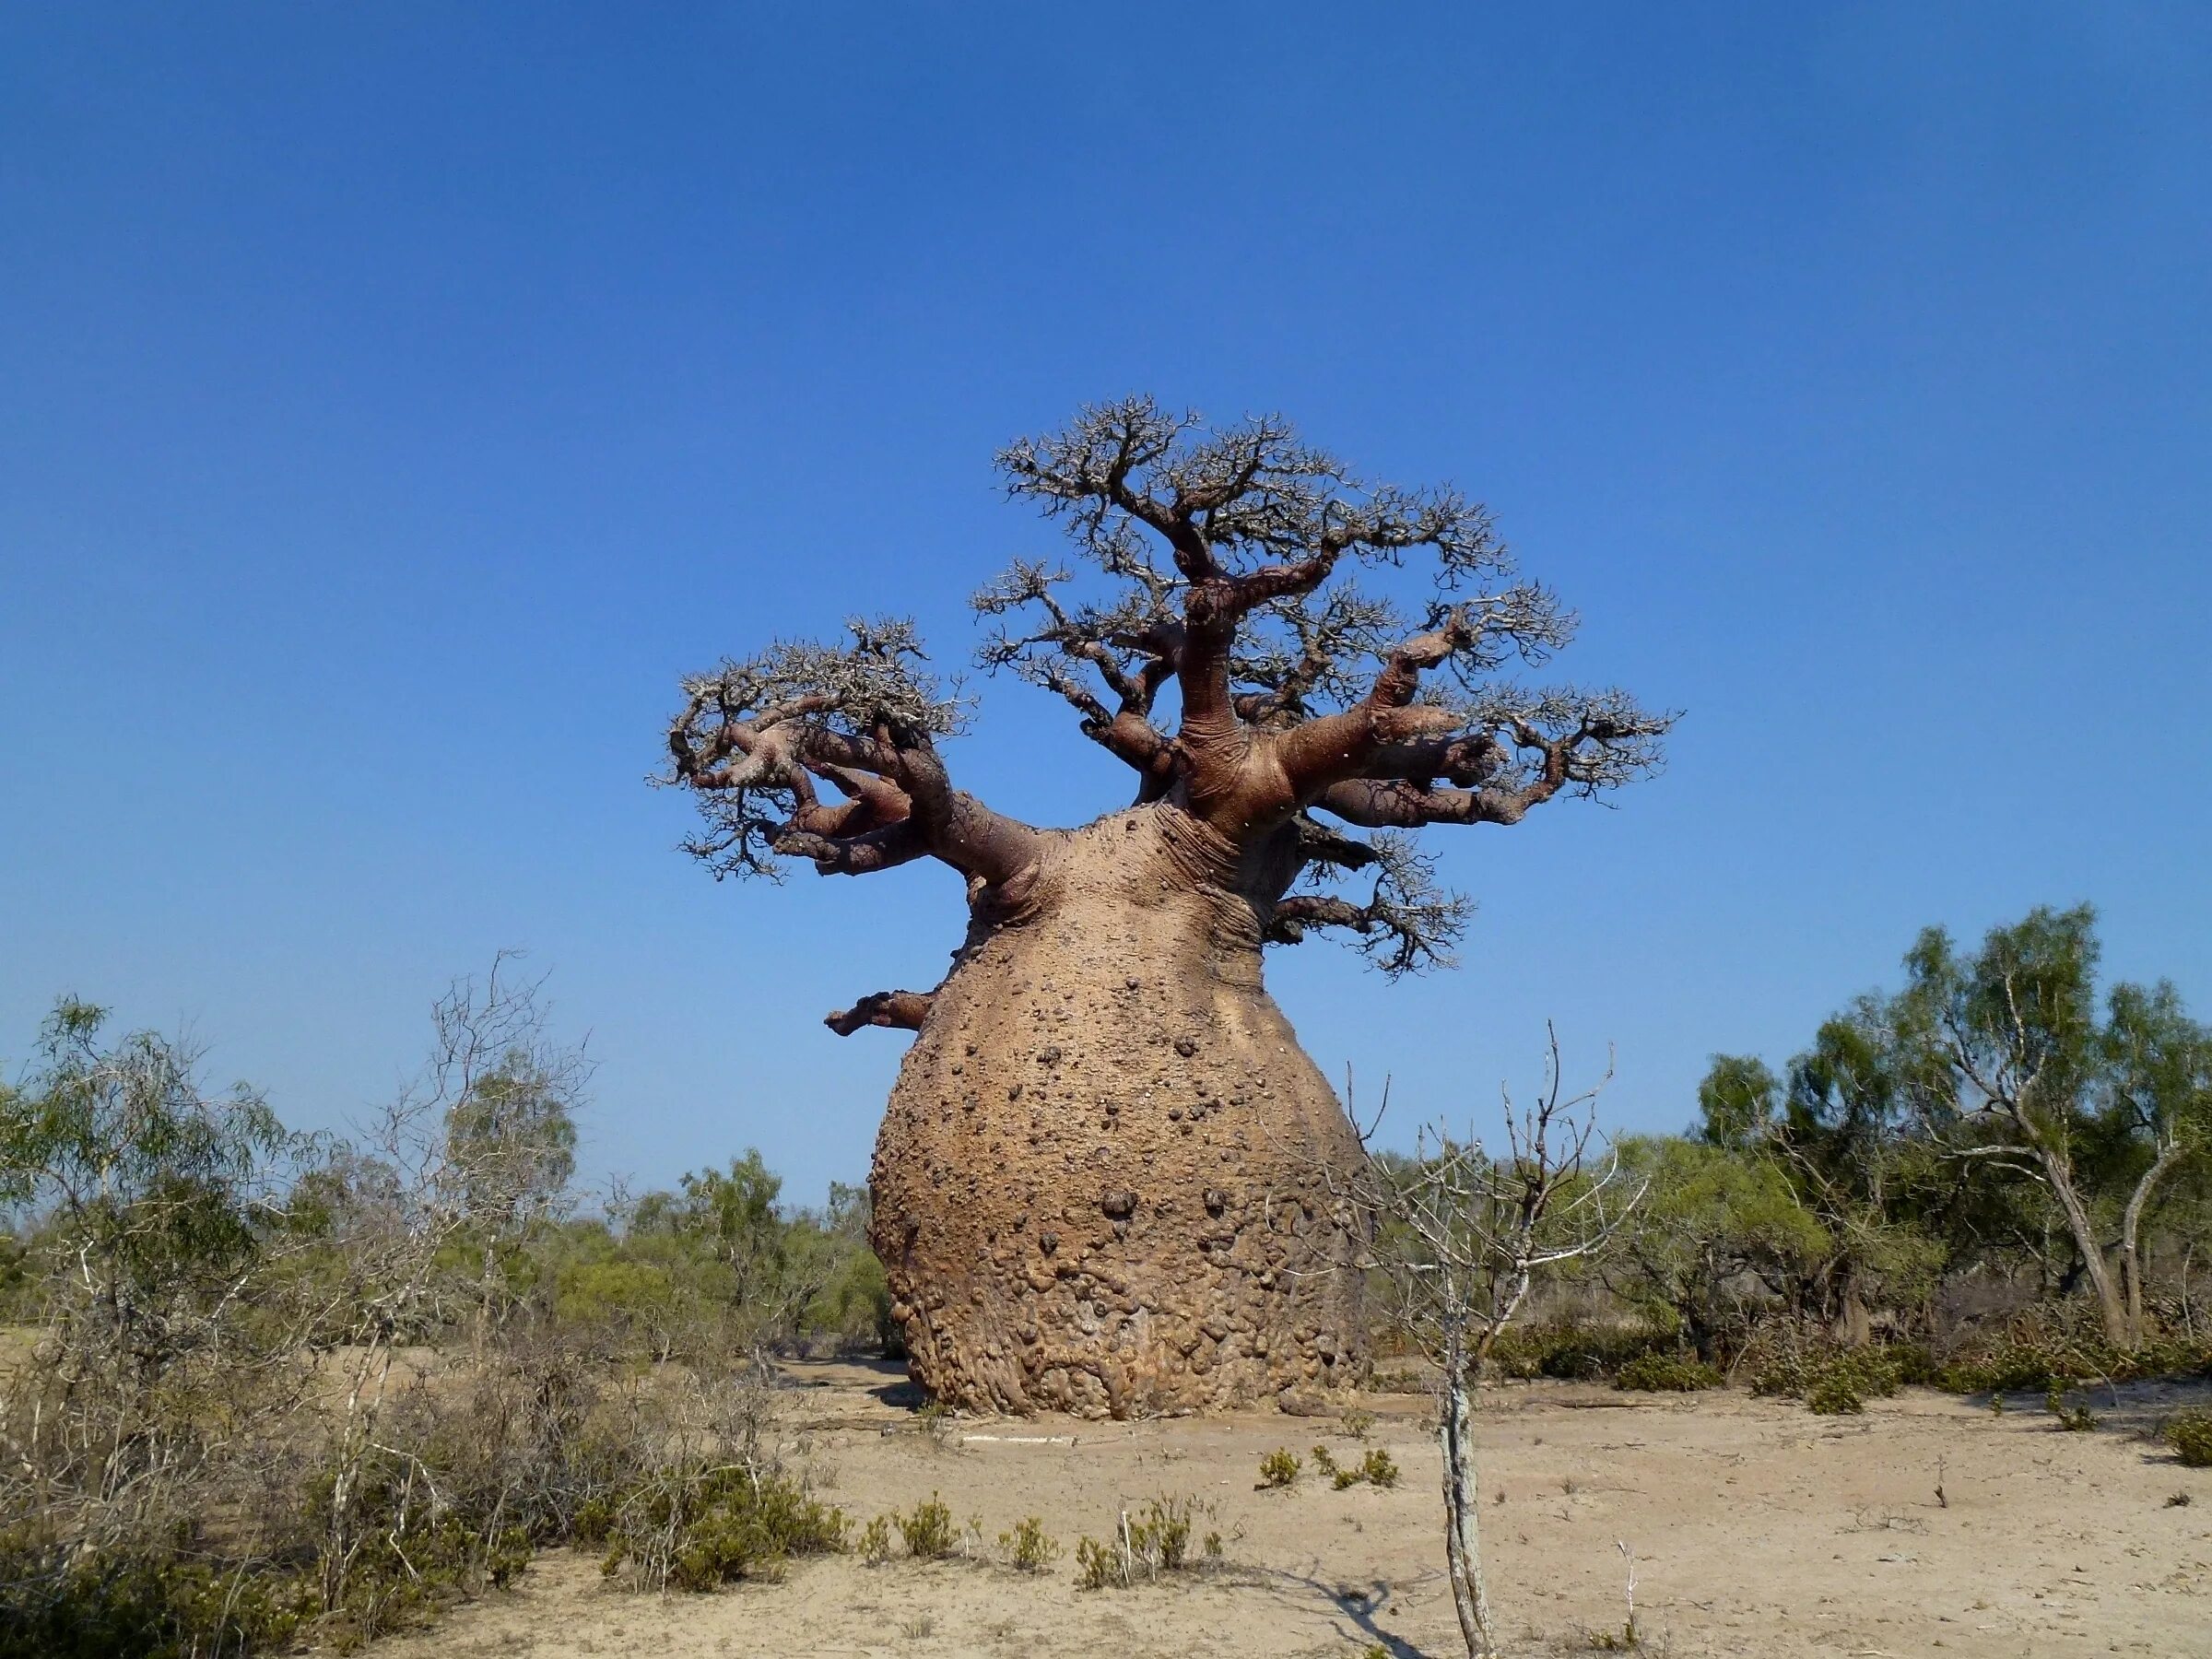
[{"x1": 4, "y1": 5, "x2": 2207, "y2": 1207}]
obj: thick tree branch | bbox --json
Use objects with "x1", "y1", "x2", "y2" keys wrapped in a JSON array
[
  {"x1": 1268, "y1": 830, "x2": 1471, "y2": 975},
  {"x1": 1269, "y1": 609, "x2": 1480, "y2": 802},
  {"x1": 774, "y1": 818, "x2": 930, "y2": 877},
  {"x1": 1314, "y1": 777, "x2": 1554, "y2": 830},
  {"x1": 663, "y1": 618, "x2": 1044, "y2": 888},
  {"x1": 824, "y1": 989, "x2": 935, "y2": 1037},
  {"x1": 972, "y1": 559, "x2": 1182, "y2": 796}
]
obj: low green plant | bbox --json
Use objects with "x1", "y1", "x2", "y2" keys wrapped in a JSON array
[
  {"x1": 2044, "y1": 1384, "x2": 2097, "y2": 1432},
  {"x1": 588, "y1": 1465, "x2": 848, "y2": 1592},
  {"x1": 0, "y1": 1531, "x2": 318, "y2": 1659},
  {"x1": 1931, "y1": 1312, "x2": 2212, "y2": 1397},
  {"x1": 1071, "y1": 1496, "x2": 1209, "y2": 1590},
  {"x1": 857, "y1": 1514, "x2": 893, "y2": 1564},
  {"x1": 1257, "y1": 1447, "x2": 1301, "y2": 1488},
  {"x1": 1073, "y1": 1534, "x2": 1120, "y2": 1590},
  {"x1": 1615, "y1": 1351, "x2": 1723, "y2": 1393},
  {"x1": 1806, "y1": 1373, "x2": 1865, "y2": 1416},
  {"x1": 1309, "y1": 1443, "x2": 1341, "y2": 1480},
  {"x1": 1751, "y1": 1339, "x2": 1908, "y2": 1415},
  {"x1": 1127, "y1": 1495, "x2": 1193, "y2": 1570},
  {"x1": 1488, "y1": 1321, "x2": 1676, "y2": 1382},
  {"x1": 1339, "y1": 1408, "x2": 1376, "y2": 1441},
  {"x1": 896, "y1": 1494, "x2": 958, "y2": 1559},
  {"x1": 2168, "y1": 1408, "x2": 2212, "y2": 1468},
  {"x1": 1358, "y1": 1449, "x2": 1401, "y2": 1488},
  {"x1": 998, "y1": 1515, "x2": 1060, "y2": 1572}
]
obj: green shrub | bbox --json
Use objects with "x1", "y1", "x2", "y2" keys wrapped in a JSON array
[
  {"x1": 1888, "y1": 1341, "x2": 1941, "y2": 1387},
  {"x1": 590, "y1": 1465, "x2": 847, "y2": 1592},
  {"x1": 1932, "y1": 1312, "x2": 2212, "y2": 1397},
  {"x1": 0, "y1": 1529, "x2": 317, "y2": 1659},
  {"x1": 1488, "y1": 1321, "x2": 1675, "y2": 1382},
  {"x1": 1806, "y1": 1373, "x2": 1865, "y2": 1415},
  {"x1": 857, "y1": 1514, "x2": 893, "y2": 1564},
  {"x1": 1746, "y1": 1335, "x2": 1912, "y2": 1414},
  {"x1": 896, "y1": 1494, "x2": 958, "y2": 1560},
  {"x1": 1256, "y1": 1447, "x2": 1301, "y2": 1488},
  {"x1": 1309, "y1": 1443, "x2": 1341, "y2": 1480},
  {"x1": 999, "y1": 1515, "x2": 1059, "y2": 1572},
  {"x1": 1615, "y1": 1351, "x2": 1723, "y2": 1393},
  {"x1": 2168, "y1": 1409, "x2": 2212, "y2": 1468},
  {"x1": 1071, "y1": 1496, "x2": 1207, "y2": 1590},
  {"x1": 2044, "y1": 1384, "x2": 2097, "y2": 1432},
  {"x1": 1359, "y1": 1449, "x2": 1401, "y2": 1488},
  {"x1": 1073, "y1": 1535, "x2": 1119, "y2": 1590},
  {"x1": 1127, "y1": 1495, "x2": 1192, "y2": 1570}
]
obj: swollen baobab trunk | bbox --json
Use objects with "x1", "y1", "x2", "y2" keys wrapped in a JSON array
[
  {"x1": 871, "y1": 805, "x2": 1365, "y2": 1413},
  {"x1": 662, "y1": 397, "x2": 1671, "y2": 1418}
]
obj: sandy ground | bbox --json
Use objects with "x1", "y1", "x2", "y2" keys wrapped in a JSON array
[{"x1": 377, "y1": 1359, "x2": 2212, "y2": 1658}]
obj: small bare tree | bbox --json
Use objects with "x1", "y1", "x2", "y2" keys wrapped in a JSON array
[
  {"x1": 314, "y1": 953, "x2": 592, "y2": 1611},
  {"x1": 1340, "y1": 1029, "x2": 1642, "y2": 1659}
]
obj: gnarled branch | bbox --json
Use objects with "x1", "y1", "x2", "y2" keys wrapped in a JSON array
[
  {"x1": 825, "y1": 989, "x2": 935, "y2": 1036},
  {"x1": 1266, "y1": 830, "x2": 1472, "y2": 977},
  {"x1": 663, "y1": 617, "x2": 1044, "y2": 888}
]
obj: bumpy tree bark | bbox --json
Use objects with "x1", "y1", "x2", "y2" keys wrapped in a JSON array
[
  {"x1": 872, "y1": 805, "x2": 1369, "y2": 1412},
  {"x1": 662, "y1": 398, "x2": 1672, "y2": 1415}
]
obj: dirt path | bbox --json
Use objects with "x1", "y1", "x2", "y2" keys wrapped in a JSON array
[{"x1": 377, "y1": 1360, "x2": 2212, "y2": 1657}]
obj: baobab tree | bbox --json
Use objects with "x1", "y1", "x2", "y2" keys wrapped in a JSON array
[{"x1": 662, "y1": 398, "x2": 1673, "y2": 1415}]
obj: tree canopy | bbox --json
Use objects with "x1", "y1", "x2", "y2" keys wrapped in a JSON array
[{"x1": 663, "y1": 397, "x2": 1675, "y2": 995}]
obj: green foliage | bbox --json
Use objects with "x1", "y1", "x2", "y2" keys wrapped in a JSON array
[
  {"x1": 1126, "y1": 1495, "x2": 1194, "y2": 1570},
  {"x1": 1072, "y1": 1534, "x2": 1119, "y2": 1591},
  {"x1": 0, "y1": 1523, "x2": 316, "y2": 1659},
  {"x1": 857, "y1": 1514, "x2": 893, "y2": 1564},
  {"x1": 1932, "y1": 1312, "x2": 2212, "y2": 1395},
  {"x1": 1257, "y1": 1447, "x2": 1301, "y2": 1488},
  {"x1": 1072, "y1": 1496, "x2": 1206, "y2": 1590},
  {"x1": 0, "y1": 984, "x2": 896, "y2": 1657},
  {"x1": 1744, "y1": 1332, "x2": 1924, "y2": 1413},
  {"x1": 2166, "y1": 1409, "x2": 2212, "y2": 1468},
  {"x1": 1615, "y1": 1350, "x2": 1723, "y2": 1393},
  {"x1": 612, "y1": 1157, "x2": 890, "y2": 1357},
  {"x1": 999, "y1": 1515, "x2": 1059, "y2": 1571},
  {"x1": 1695, "y1": 1054, "x2": 1783, "y2": 1151},
  {"x1": 1488, "y1": 1321, "x2": 1675, "y2": 1382},
  {"x1": 2044, "y1": 1384, "x2": 2098, "y2": 1432},
  {"x1": 1318, "y1": 1447, "x2": 1402, "y2": 1490},
  {"x1": 895, "y1": 1494, "x2": 958, "y2": 1559},
  {"x1": 1309, "y1": 1443, "x2": 1341, "y2": 1480},
  {"x1": 1806, "y1": 1373, "x2": 1865, "y2": 1415},
  {"x1": 0, "y1": 999, "x2": 309, "y2": 1359},
  {"x1": 585, "y1": 1465, "x2": 847, "y2": 1592}
]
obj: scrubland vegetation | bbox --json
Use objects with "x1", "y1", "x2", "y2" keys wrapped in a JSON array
[
  {"x1": 3, "y1": 901, "x2": 2207, "y2": 1655},
  {"x1": 0, "y1": 962, "x2": 884, "y2": 1656}
]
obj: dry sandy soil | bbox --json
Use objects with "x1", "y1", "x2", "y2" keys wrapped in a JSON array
[{"x1": 380, "y1": 1359, "x2": 2212, "y2": 1658}]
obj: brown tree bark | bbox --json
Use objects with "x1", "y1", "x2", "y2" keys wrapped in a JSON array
[{"x1": 867, "y1": 803, "x2": 1367, "y2": 1415}]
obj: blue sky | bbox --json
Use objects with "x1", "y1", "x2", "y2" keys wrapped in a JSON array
[{"x1": 4, "y1": 5, "x2": 2207, "y2": 1207}]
